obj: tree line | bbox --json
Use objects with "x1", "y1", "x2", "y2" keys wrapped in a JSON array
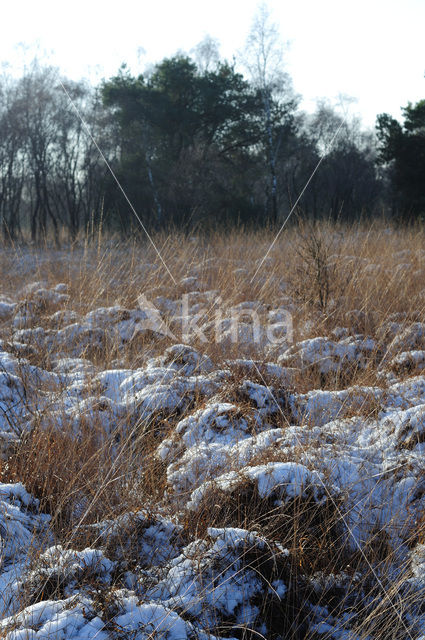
[{"x1": 0, "y1": 22, "x2": 423, "y2": 242}]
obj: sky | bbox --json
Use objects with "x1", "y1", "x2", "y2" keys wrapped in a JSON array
[{"x1": 1, "y1": 0, "x2": 424, "y2": 128}]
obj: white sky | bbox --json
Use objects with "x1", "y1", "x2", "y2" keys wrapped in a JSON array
[{"x1": 1, "y1": 0, "x2": 424, "y2": 128}]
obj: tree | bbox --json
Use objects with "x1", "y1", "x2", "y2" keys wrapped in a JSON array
[
  {"x1": 14, "y1": 63, "x2": 62, "y2": 244},
  {"x1": 102, "y1": 57, "x2": 264, "y2": 227},
  {"x1": 242, "y1": 2, "x2": 298, "y2": 224},
  {"x1": 376, "y1": 100, "x2": 425, "y2": 218},
  {"x1": 48, "y1": 80, "x2": 91, "y2": 239},
  {"x1": 191, "y1": 35, "x2": 220, "y2": 74},
  {"x1": 305, "y1": 101, "x2": 381, "y2": 220},
  {"x1": 0, "y1": 75, "x2": 25, "y2": 241},
  {"x1": 0, "y1": 61, "x2": 117, "y2": 242},
  {"x1": 49, "y1": 81, "x2": 115, "y2": 238}
]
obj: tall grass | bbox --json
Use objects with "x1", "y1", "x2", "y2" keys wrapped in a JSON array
[{"x1": 0, "y1": 219, "x2": 425, "y2": 637}]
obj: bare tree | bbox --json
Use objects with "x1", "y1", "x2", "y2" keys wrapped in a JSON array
[
  {"x1": 243, "y1": 2, "x2": 297, "y2": 224},
  {"x1": 49, "y1": 80, "x2": 105, "y2": 240},
  {"x1": 305, "y1": 101, "x2": 381, "y2": 219},
  {"x1": 15, "y1": 62, "x2": 61, "y2": 244},
  {"x1": 0, "y1": 76, "x2": 26, "y2": 241},
  {"x1": 0, "y1": 61, "x2": 115, "y2": 243},
  {"x1": 191, "y1": 35, "x2": 221, "y2": 73}
]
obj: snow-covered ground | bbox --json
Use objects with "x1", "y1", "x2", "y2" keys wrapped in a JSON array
[{"x1": 0, "y1": 244, "x2": 425, "y2": 639}]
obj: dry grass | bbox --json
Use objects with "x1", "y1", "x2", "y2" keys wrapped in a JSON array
[
  {"x1": 2, "y1": 220, "x2": 424, "y2": 346},
  {"x1": 185, "y1": 476, "x2": 347, "y2": 574},
  {"x1": 1, "y1": 219, "x2": 425, "y2": 637}
]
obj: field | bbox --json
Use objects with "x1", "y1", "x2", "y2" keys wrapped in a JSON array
[{"x1": 1, "y1": 221, "x2": 425, "y2": 638}]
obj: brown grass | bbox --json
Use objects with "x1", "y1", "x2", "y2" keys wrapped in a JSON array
[{"x1": 1, "y1": 219, "x2": 425, "y2": 637}]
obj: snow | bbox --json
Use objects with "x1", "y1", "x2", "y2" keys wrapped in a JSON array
[
  {"x1": 146, "y1": 526, "x2": 290, "y2": 633},
  {"x1": 388, "y1": 322, "x2": 425, "y2": 352},
  {"x1": 0, "y1": 597, "x2": 109, "y2": 640},
  {"x1": 290, "y1": 386, "x2": 383, "y2": 426},
  {"x1": 390, "y1": 349, "x2": 425, "y2": 373},
  {"x1": 81, "y1": 510, "x2": 185, "y2": 567},
  {"x1": 278, "y1": 335, "x2": 376, "y2": 375},
  {"x1": 187, "y1": 461, "x2": 338, "y2": 511},
  {"x1": 0, "y1": 483, "x2": 51, "y2": 568},
  {"x1": 175, "y1": 402, "x2": 252, "y2": 447},
  {"x1": 0, "y1": 301, "x2": 16, "y2": 321},
  {"x1": 2, "y1": 276, "x2": 425, "y2": 636}
]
